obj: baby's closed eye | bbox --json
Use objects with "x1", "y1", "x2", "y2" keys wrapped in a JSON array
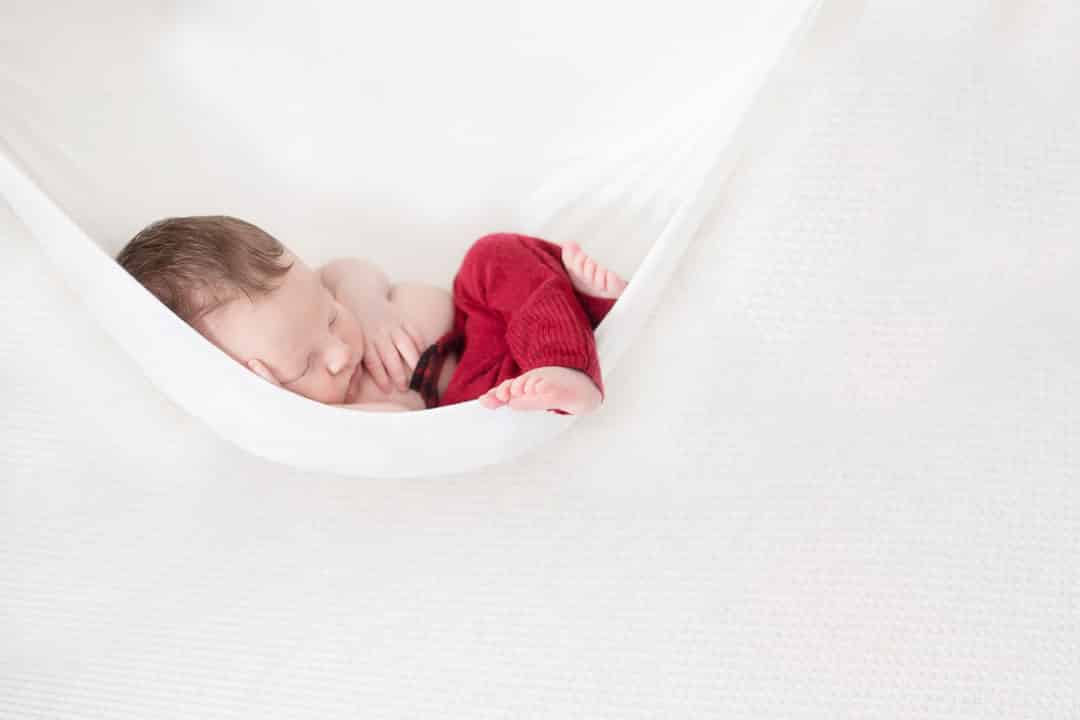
[{"x1": 286, "y1": 306, "x2": 340, "y2": 384}]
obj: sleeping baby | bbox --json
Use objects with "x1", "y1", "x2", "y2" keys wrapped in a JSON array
[{"x1": 115, "y1": 216, "x2": 627, "y2": 415}]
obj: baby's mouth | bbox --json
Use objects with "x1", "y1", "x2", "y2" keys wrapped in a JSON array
[{"x1": 344, "y1": 362, "x2": 364, "y2": 404}]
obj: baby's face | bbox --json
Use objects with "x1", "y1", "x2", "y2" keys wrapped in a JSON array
[{"x1": 195, "y1": 252, "x2": 368, "y2": 405}]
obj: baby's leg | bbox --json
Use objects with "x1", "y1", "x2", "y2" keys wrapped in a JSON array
[
  {"x1": 484, "y1": 242, "x2": 628, "y2": 415},
  {"x1": 453, "y1": 233, "x2": 606, "y2": 414}
]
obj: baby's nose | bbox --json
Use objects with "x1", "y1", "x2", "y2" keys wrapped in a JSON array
[{"x1": 325, "y1": 340, "x2": 350, "y2": 375}]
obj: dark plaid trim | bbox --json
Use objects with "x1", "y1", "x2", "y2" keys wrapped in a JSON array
[{"x1": 408, "y1": 333, "x2": 464, "y2": 409}]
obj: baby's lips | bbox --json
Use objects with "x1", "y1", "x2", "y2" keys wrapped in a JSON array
[{"x1": 344, "y1": 362, "x2": 364, "y2": 404}]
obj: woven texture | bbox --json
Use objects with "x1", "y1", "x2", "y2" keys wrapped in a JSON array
[{"x1": 3, "y1": 1, "x2": 1079, "y2": 717}]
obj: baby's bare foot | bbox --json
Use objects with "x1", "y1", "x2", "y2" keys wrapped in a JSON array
[
  {"x1": 561, "y1": 241, "x2": 628, "y2": 299},
  {"x1": 479, "y1": 366, "x2": 602, "y2": 415}
]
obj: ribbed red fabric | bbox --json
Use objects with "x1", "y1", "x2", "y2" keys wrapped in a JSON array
[{"x1": 431, "y1": 233, "x2": 616, "y2": 409}]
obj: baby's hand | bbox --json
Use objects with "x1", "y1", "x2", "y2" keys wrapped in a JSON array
[{"x1": 355, "y1": 297, "x2": 424, "y2": 393}]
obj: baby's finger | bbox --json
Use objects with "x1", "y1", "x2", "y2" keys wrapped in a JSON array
[
  {"x1": 378, "y1": 335, "x2": 408, "y2": 391},
  {"x1": 364, "y1": 341, "x2": 391, "y2": 393},
  {"x1": 392, "y1": 327, "x2": 421, "y2": 371},
  {"x1": 405, "y1": 323, "x2": 427, "y2": 355}
]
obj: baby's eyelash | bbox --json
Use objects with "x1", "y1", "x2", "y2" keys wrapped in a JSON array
[{"x1": 286, "y1": 309, "x2": 334, "y2": 385}]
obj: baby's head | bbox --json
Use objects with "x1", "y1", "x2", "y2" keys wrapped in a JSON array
[{"x1": 117, "y1": 216, "x2": 366, "y2": 405}]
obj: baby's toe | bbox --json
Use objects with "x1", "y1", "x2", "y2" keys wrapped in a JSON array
[
  {"x1": 495, "y1": 380, "x2": 514, "y2": 402},
  {"x1": 570, "y1": 248, "x2": 587, "y2": 272},
  {"x1": 524, "y1": 374, "x2": 544, "y2": 394},
  {"x1": 583, "y1": 257, "x2": 597, "y2": 280},
  {"x1": 510, "y1": 375, "x2": 529, "y2": 397}
]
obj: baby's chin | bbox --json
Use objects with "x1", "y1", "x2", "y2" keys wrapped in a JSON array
[{"x1": 340, "y1": 369, "x2": 425, "y2": 410}]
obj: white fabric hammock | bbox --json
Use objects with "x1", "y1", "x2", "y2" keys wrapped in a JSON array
[{"x1": 0, "y1": 0, "x2": 820, "y2": 477}]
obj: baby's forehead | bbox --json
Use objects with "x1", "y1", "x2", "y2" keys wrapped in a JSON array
[
  {"x1": 258, "y1": 267, "x2": 323, "y2": 324},
  {"x1": 197, "y1": 267, "x2": 320, "y2": 352}
]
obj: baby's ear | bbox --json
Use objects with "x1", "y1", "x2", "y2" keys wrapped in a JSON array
[{"x1": 247, "y1": 359, "x2": 281, "y2": 386}]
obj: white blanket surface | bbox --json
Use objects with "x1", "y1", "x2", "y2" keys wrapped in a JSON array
[{"x1": 2, "y1": 1, "x2": 1078, "y2": 717}]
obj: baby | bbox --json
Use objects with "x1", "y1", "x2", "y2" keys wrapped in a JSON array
[{"x1": 115, "y1": 217, "x2": 627, "y2": 415}]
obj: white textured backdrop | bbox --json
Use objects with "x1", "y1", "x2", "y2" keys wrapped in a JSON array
[{"x1": 3, "y1": 0, "x2": 1079, "y2": 717}]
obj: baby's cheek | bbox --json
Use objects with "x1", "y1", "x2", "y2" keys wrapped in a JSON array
[
  {"x1": 342, "y1": 315, "x2": 366, "y2": 350},
  {"x1": 291, "y1": 377, "x2": 339, "y2": 406}
]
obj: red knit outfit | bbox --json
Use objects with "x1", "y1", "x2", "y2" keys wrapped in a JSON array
[{"x1": 408, "y1": 233, "x2": 616, "y2": 412}]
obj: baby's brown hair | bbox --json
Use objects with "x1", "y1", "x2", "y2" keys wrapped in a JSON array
[{"x1": 116, "y1": 215, "x2": 293, "y2": 323}]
